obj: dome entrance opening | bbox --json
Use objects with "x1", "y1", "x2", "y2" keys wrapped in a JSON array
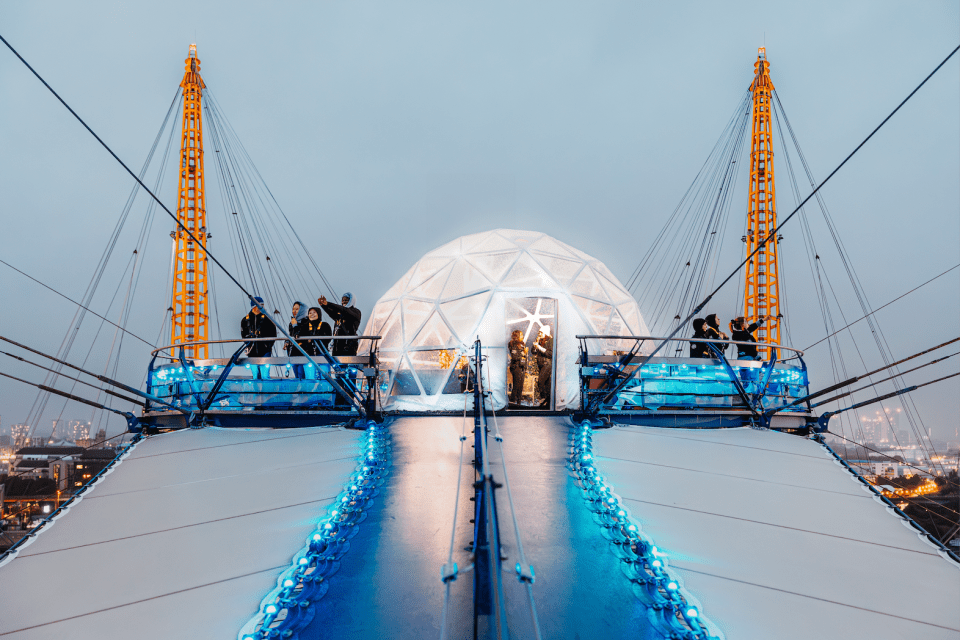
[{"x1": 362, "y1": 229, "x2": 649, "y2": 412}]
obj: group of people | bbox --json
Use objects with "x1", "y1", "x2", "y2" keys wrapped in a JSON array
[
  {"x1": 689, "y1": 313, "x2": 769, "y2": 360},
  {"x1": 507, "y1": 325, "x2": 553, "y2": 408},
  {"x1": 239, "y1": 293, "x2": 363, "y2": 377}
]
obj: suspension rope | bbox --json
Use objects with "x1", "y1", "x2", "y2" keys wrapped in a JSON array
[
  {"x1": 594, "y1": 43, "x2": 960, "y2": 410},
  {"x1": 0, "y1": 350, "x2": 143, "y2": 407},
  {"x1": 804, "y1": 263, "x2": 960, "y2": 351},
  {"x1": 812, "y1": 351, "x2": 960, "y2": 408},
  {"x1": 0, "y1": 259, "x2": 154, "y2": 348}
]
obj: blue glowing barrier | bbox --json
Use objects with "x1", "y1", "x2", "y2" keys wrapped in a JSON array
[
  {"x1": 582, "y1": 358, "x2": 809, "y2": 413},
  {"x1": 569, "y1": 420, "x2": 722, "y2": 640},
  {"x1": 237, "y1": 420, "x2": 391, "y2": 640},
  {"x1": 150, "y1": 364, "x2": 339, "y2": 411}
]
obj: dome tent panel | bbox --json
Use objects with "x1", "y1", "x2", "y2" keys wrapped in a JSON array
[
  {"x1": 363, "y1": 230, "x2": 650, "y2": 412},
  {"x1": 467, "y1": 250, "x2": 518, "y2": 283},
  {"x1": 439, "y1": 260, "x2": 492, "y2": 300}
]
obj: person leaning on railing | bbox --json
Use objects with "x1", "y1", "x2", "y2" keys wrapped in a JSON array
[{"x1": 730, "y1": 316, "x2": 769, "y2": 360}]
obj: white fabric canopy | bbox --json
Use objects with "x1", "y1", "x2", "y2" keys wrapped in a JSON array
[
  {"x1": 0, "y1": 427, "x2": 360, "y2": 640},
  {"x1": 363, "y1": 229, "x2": 650, "y2": 411},
  {"x1": 591, "y1": 425, "x2": 960, "y2": 639}
]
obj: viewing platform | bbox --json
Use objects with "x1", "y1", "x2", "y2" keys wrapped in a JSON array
[{"x1": 578, "y1": 335, "x2": 814, "y2": 431}]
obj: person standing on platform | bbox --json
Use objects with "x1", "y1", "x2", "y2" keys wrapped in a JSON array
[
  {"x1": 533, "y1": 325, "x2": 553, "y2": 408},
  {"x1": 703, "y1": 313, "x2": 728, "y2": 358},
  {"x1": 690, "y1": 318, "x2": 708, "y2": 358},
  {"x1": 729, "y1": 316, "x2": 768, "y2": 360},
  {"x1": 508, "y1": 329, "x2": 527, "y2": 406},
  {"x1": 285, "y1": 301, "x2": 309, "y2": 356},
  {"x1": 318, "y1": 293, "x2": 362, "y2": 357},
  {"x1": 241, "y1": 297, "x2": 276, "y2": 379}
]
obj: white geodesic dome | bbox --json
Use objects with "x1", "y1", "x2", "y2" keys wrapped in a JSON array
[{"x1": 363, "y1": 229, "x2": 650, "y2": 411}]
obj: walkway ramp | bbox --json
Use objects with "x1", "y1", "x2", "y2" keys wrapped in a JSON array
[
  {"x1": 304, "y1": 415, "x2": 646, "y2": 639},
  {"x1": 0, "y1": 426, "x2": 361, "y2": 640},
  {"x1": 591, "y1": 424, "x2": 960, "y2": 639}
]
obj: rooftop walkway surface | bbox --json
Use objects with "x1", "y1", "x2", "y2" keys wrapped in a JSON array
[
  {"x1": 304, "y1": 415, "x2": 652, "y2": 639},
  {"x1": 592, "y1": 424, "x2": 960, "y2": 640},
  {"x1": 0, "y1": 426, "x2": 361, "y2": 640}
]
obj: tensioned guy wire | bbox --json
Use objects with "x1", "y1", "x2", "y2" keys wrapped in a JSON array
[{"x1": 595, "y1": 43, "x2": 960, "y2": 409}]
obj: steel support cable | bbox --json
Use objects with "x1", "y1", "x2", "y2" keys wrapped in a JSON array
[
  {"x1": 804, "y1": 264, "x2": 960, "y2": 351},
  {"x1": 205, "y1": 91, "x2": 338, "y2": 298},
  {"x1": 680, "y1": 99, "x2": 752, "y2": 317},
  {"x1": 593, "y1": 43, "x2": 960, "y2": 411},
  {"x1": 625, "y1": 91, "x2": 751, "y2": 293},
  {"x1": 652, "y1": 97, "x2": 752, "y2": 333},
  {"x1": 771, "y1": 91, "x2": 946, "y2": 473},
  {"x1": 49, "y1": 251, "x2": 139, "y2": 437},
  {"x1": 826, "y1": 431, "x2": 960, "y2": 495},
  {"x1": 785, "y1": 336, "x2": 960, "y2": 408},
  {"x1": 811, "y1": 351, "x2": 960, "y2": 408},
  {"x1": 0, "y1": 350, "x2": 143, "y2": 407},
  {"x1": 204, "y1": 101, "x2": 315, "y2": 302},
  {"x1": 439, "y1": 393, "x2": 471, "y2": 640},
  {"x1": 0, "y1": 259, "x2": 154, "y2": 348},
  {"x1": 639, "y1": 94, "x2": 752, "y2": 329},
  {"x1": 0, "y1": 371, "x2": 132, "y2": 419},
  {"x1": 487, "y1": 405, "x2": 543, "y2": 640},
  {"x1": 0, "y1": 335, "x2": 184, "y2": 413},
  {"x1": 816, "y1": 262, "x2": 947, "y2": 475},
  {"x1": 0, "y1": 35, "x2": 363, "y2": 413},
  {"x1": 20, "y1": 90, "x2": 181, "y2": 438}
]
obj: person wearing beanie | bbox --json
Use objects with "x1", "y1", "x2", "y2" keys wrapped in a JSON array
[
  {"x1": 240, "y1": 297, "x2": 277, "y2": 375},
  {"x1": 318, "y1": 292, "x2": 362, "y2": 357},
  {"x1": 690, "y1": 318, "x2": 708, "y2": 358}
]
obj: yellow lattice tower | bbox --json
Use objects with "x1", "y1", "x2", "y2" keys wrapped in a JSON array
[
  {"x1": 743, "y1": 47, "x2": 782, "y2": 357},
  {"x1": 170, "y1": 44, "x2": 210, "y2": 359}
]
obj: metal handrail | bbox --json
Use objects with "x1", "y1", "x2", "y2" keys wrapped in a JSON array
[
  {"x1": 151, "y1": 336, "x2": 382, "y2": 359},
  {"x1": 575, "y1": 334, "x2": 804, "y2": 358}
]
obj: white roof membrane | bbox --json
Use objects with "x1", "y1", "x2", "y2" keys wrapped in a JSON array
[
  {"x1": 0, "y1": 426, "x2": 360, "y2": 640},
  {"x1": 591, "y1": 425, "x2": 960, "y2": 639}
]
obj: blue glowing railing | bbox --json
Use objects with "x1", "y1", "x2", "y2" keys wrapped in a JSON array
[
  {"x1": 586, "y1": 359, "x2": 809, "y2": 411},
  {"x1": 147, "y1": 360, "x2": 370, "y2": 412},
  {"x1": 578, "y1": 334, "x2": 810, "y2": 415}
]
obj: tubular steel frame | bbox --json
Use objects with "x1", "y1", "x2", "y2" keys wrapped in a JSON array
[
  {"x1": 744, "y1": 47, "x2": 783, "y2": 355},
  {"x1": 170, "y1": 44, "x2": 210, "y2": 359}
]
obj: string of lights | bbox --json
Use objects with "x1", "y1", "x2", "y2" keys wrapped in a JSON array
[
  {"x1": 237, "y1": 421, "x2": 391, "y2": 640},
  {"x1": 570, "y1": 420, "x2": 721, "y2": 640}
]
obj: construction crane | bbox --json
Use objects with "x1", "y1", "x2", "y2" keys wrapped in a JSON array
[
  {"x1": 743, "y1": 46, "x2": 782, "y2": 355},
  {"x1": 170, "y1": 44, "x2": 211, "y2": 359}
]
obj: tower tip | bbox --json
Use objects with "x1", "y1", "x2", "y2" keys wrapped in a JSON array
[
  {"x1": 189, "y1": 43, "x2": 197, "y2": 58},
  {"x1": 758, "y1": 46, "x2": 766, "y2": 59}
]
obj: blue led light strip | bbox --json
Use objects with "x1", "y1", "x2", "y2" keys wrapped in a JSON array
[
  {"x1": 569, "y1": 420, "x2": 723, "y2": 640},
  {"x1": 238, "y1": 420, "x2": 392, "y2": 640}
]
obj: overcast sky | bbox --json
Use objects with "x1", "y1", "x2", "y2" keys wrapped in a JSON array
[{"x1": 0, "y1": 1, "x2": 957, "y2": 442}]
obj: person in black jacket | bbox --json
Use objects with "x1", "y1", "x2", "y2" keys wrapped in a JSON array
[
  {"x1": 690, "y1": 318, "x2": 708, "y2": 358},
  {"x1": 318, "y1": 292, "x2": 362, "y2": 357},
  {"x1": 703, "y1": 313, "x2": 728, "y2": 358},
  {"x1": 533, "y1": 325, "x2": 553, "y2": 408},
  {"x1": 729, "y1": 316, "x2": 768, "y2": 360},
  {"x1": 285, "y1": 301, "x2": 309, "y2": 356},
  {"x1": 297, "y1": 307, "x2": 333, "y2": 356},
  {"x1": 241, "y1": 297, "x2": 276, "y2": 378},
  {"x1": 508, "y1": 329, "x2": 527, "y2": 406}
]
